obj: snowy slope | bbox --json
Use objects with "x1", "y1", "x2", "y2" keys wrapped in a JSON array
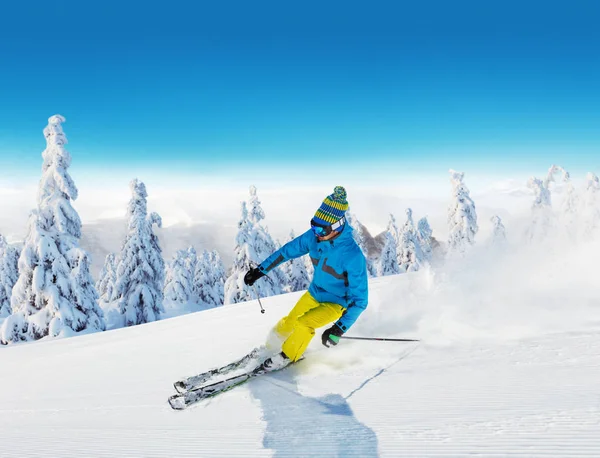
[{"x1": 1, "y1": 250, "x2": 600, "y2": 457}]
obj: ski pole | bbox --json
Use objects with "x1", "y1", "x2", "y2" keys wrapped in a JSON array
[
  {"x1": 249, "y1": 262, "x2": 266, "y2": 314},
  {"x1": 340, "y1": 336, "x2": 420, "y2": 342},
  {"x1": 252, "y1": 285, "x2": 266, "y2": 314}
]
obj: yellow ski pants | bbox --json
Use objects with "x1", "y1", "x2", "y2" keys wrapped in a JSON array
[{"x1": 275, "y1": 292, "x2": 344, "y2": 362}]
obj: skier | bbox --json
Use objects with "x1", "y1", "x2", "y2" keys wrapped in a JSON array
[{"x1": 244, "y1": 186, "x2": 369, "y2": 371}]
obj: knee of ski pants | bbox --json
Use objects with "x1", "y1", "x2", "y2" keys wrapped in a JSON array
[
  {"x1": 275, "y1": 292, "x2": 343, "y2": 335},
  {"x1": 274, "y1": 292, "x2": 321, "y2": 337},
  {"x1": 280, "y1": 298, "x2": 345, "y2": 362}
]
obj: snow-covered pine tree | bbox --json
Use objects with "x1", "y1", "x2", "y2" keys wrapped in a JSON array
[
  {"x1": 209, "y1": 250, "x2": 225, "y2": 306},
  {"x1": 191, "y1": 249, "x2": 204, "y2": 302},
  {"x1": 225, "y1": 202, "x2": 258, "y2": 304},
  {"x1": 194, "y1": 250, "x2": 226, "y2": 308},
  {"x1": 164, "y1": 249, "x2": 193, "y2": 304},
  {"x1": 387, "y1": 213, "x2": 400, "y2": 250},
  {"x1": 224, "y1": 202, "x2": 251, "y2": 304},
  {"x1": 225, "y1": 200, "x2": 283, "y2": 304},
  {"x1": 113, "y1": 179, "x2": 165, "y2": 326},
  {"x1": 246, "y1": 186, "x2": 286, "y2": 294},
  {"x1": 377, "y1": 231, "x2": 400, "y2": 276},
  {"x1": 542, "y1": 165, "x2": 576, "y2": 238},
  {"x1": 545, "y1": 164, "x2": 563, "y2": 188},
  {"x1": 526, "y1": 176, "x2": 553, "y2": 242},
  {"x1": 96, "y1": 253, "x2": 117, "y2": 303},
  {"x1": 225, "y1": 187, "x2": 286, "y2": 304},
  {"x1": 1, "y1": 115, "x2": 105, "y2": 343},
  {"x1": 447, "y1": 169, "x2": 478, "y2": 255},
  {"x1": 0, "y1": 235, "x2": 19, "y2": 318},
  {"x1": 185, "y1": 246, "x2": 197, "y2": 282},
  {"x1": 416, "y1": 217, "x2": 433, "y2": 262},
  {"x1": 490, "y1": 215, "x2": 507, "y2": 245},
  {"x1": 193, "y1": 250, "x2": 210, "y2": 307},
  {"x1": 397, "y1": 208, "x2": 425, "y2": 273},
  {"x1": 69, "y1": 248, "x2": 104, "y2": 332},
  {"x1": 247, "y1": 185, "x2": 266, "y2": 225},
  {"x1": 345, "y1": 211, "x2": 377, "y2": 277},
  {"x1": 582, "y1": 172, "x2": 600, "y2": 238},
  {"x1": 283, "y1": 230, "x2": 310, "y2": 293},
  {"x1": 559, "y1": 169, "x2": 578, "y2": 235}
]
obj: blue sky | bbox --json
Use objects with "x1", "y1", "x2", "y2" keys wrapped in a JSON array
[{"x1": 0, "y1": 1, "x2": 599, "y2": 181}]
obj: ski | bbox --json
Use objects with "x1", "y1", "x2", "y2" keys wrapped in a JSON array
[
  {"x1": 169, "y1": 372, "x2": 253, "y2": 410},
  {"x1": 173, "y1": 346, "x2": 266, "y2": 393},
  {"x1": 168, "y1": 356, "x2": 299, "y2": 410}
]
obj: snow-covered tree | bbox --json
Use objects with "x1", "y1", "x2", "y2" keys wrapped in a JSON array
[
  {"x1": 542, "y1": 165, "x2": 577, "y2": 237},
  {"x1": 194, "y1": 249, "x2": 225, "y2": 308},
  {"x1": 96, "y1": 253, "x2": 117, "y2": 303},
  {"x1": 582, "y1": 172, "x2": 600, "y2": 237},
  {"x1": 225, "y1": 200, "x2": 283, "y2": 304},
  {"x1": 0, "y1": 236, "x2": 19, "y2": 318},
  {"x1": 416, "y1": 217, "x2": 433, "y2": 262},
  {"x1": 377, "y1": 231, "x2": 400, "y2": 276},
  {"x1": 447, "y1": 169, "x2": 478, "y2": 255},
  {"x1": 164, "y1": 249, "x2": 194, "y2": 304},
  {"x1": 559, "y1": 169, "x2": 578, "y2": 231},
  {"x1": 489, "y1": 215, "x2": 507, "y2": 245},
  {"x1": 283, "y1": 230, "x2": 310, "y2": 293},
  {"x1": 1, "y1": 115, "x2": 105, "y2": 343},
  {"x1": 225, "y1": 187, "x2": 286, "y2": 304},
  {"x1": 545, "y1": 164, "x2": 564, "y2": 189},
  {"x1": 225, "y1": 202, "x2": 254, "y2": 304},
  {"x1": 69, "y1": 248, "x2": 103, "y2": 330},
  {"x1": 387, "y1": 213, "x2": 401, "y2": 249},
  {"x1": 209, "y1": 250, "x2": 225, "y2": 306},
  {"x1": 397, "y1": 208, "x2": 425, "y2": 273},
  {"x1": 247, "y1": 185, "x2": 266, "y2": 225},
  {"x1": 185, "y1": 246, "x2": 197, "y2": 278},
  {"x1": 113, "y1": 179, "x2": 165, "y2": 327},
  {"x1": 526, "y1": 176, "x2": 553, "y2": 242},
  {"x1": 246, "y1": 186, "x2": 286, "y2": 293}
]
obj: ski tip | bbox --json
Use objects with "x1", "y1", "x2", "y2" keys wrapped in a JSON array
[
  {"x1": 168, "y1": 395, "x2": 186, "y2": 411},
  {"x1": 173, "y1": 381, "x2": 187, "y2": 394}
]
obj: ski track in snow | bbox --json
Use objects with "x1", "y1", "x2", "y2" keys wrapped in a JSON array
[{"x1": 1, "y1": 281, "x2": 599, "y2": 457}]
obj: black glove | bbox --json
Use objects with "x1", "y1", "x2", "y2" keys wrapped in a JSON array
[
  {"x1": 321, "y1": 324, "x2": 344, "y2": 347},
  {"x1": 244, "y1": 267, "x2": 265, "y2": 286}
]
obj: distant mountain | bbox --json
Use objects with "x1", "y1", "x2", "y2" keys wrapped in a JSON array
[{"x1": 360, "y1": 222, "x2": 386, "y2": 258}]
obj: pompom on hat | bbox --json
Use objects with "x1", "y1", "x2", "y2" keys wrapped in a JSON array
[{"x1": 313, "y1": 186, "x2": 349, "y2": 226}]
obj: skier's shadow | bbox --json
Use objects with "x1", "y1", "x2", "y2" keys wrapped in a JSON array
[{"x1": 249, "y1": 369, "x2": 379, "y2": 457}]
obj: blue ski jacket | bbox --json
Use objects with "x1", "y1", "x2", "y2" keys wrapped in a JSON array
[{"x1": 258, "y1": 224, "x2": 368, "y2": 332}]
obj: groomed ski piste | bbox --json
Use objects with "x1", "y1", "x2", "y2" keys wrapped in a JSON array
[{"x1": 2, "y1": 238, "x2": 600, "y2": 458}]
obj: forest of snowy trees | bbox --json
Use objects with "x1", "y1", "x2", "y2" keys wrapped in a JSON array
[{"x1": 0, "y1": 116, "x2": 599, "y2": 346}]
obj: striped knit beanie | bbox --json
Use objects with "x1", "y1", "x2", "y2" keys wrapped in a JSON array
[{"x1": 313, "y1": 186, "x2": 349, "y2": 226}]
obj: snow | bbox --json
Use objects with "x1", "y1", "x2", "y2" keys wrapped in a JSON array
[{"x1": 1, "y1": 233, "x2": 600, "y2": 457}]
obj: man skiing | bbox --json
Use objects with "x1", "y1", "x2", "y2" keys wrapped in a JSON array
[{"x1": 244, "y1": 186, "x2": 369, "y2": 371}]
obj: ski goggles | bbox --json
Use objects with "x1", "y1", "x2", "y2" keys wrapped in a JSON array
[{"x1": 310, "y1": 217, "x2": 346, "y2": 237}]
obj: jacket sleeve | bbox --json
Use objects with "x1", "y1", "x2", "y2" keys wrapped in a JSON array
[
  {"x1": 258, "y1": 229, "x2": 313, "y2": 274},
  {"x1": 335, "y1": 249, "x2": 368, "y2": 332}
]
